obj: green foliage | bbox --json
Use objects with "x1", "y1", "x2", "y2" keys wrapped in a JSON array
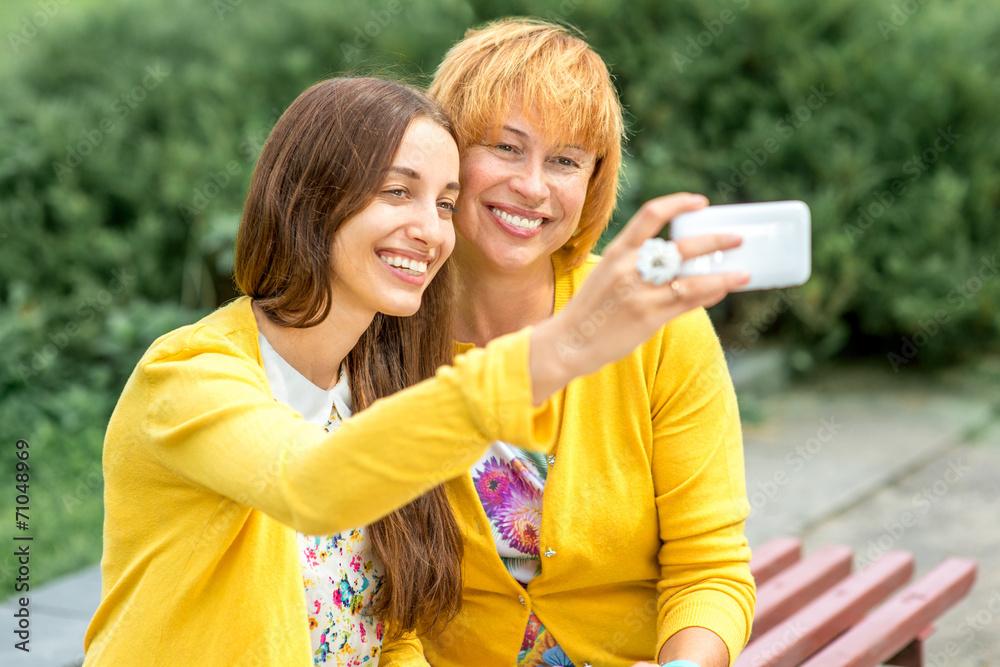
[
  {"x1": 1, "y1": 0, "x2": 997, "y2": 586},
  {"x1": 585, "y1": 0, "x2": 1000, "y2": 365},
  {"x1": 0, "y1": 0, "x2": 477, "y2": 587}
]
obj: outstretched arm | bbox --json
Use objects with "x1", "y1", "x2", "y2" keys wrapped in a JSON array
[{"x1": 134, "y1": 323, "x2": 553, "y2": 537}]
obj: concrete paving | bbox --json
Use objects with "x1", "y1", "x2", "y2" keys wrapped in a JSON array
[
  {"x1": 0, "y1": 563, "x2": 97, "y2": 666},
  {"x1": 743, "y1": 364, "x2": 1000, "y2": 666},
  {"x1": 3, "y1": 360, "x2": 999, "y2": 666}
]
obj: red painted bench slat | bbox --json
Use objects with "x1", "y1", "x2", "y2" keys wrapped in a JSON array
[
  {"x1": 737, "y1": 551, "x2": 915, "y2": 667},
  {"x1": 799, "y1": 558, "x2": 977, "y2": 667},
  {"x1": 751, "y1": 544, "x2": 853, "y2": 638},
  {"x1": 751, "y1": 537, "x2": 803, "y2": 586}
]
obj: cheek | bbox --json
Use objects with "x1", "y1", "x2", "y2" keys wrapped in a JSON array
[
  {"x1": 572, "y1": 172, "x2": 593, "y2": 206},
  {"x1": 458, "y1": 151, "x2": 500, "y2": 202},
  {"x1": 452, "y1": 200, "x2": 478, "y2": 239},
  {"x1": 442, "y1": 223, "x2": 458, "y2": 259},
  {"x1": 561, "y1": 180, "x2": 591, "y2": 223}
]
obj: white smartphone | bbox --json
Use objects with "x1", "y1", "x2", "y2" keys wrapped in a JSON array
[{"x1": 667, "y1": 200, "x2": 812, "y2": 292}]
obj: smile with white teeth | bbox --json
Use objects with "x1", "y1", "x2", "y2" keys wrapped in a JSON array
[
  {"x1": 379, "y1": 254, "x2": 428, "y2": 276},
  {"x1": 491, "y1": 206, "x2": 543, "y2": 230}
]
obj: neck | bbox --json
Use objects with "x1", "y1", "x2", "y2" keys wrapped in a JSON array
[
  {"x1": 252, "y1": 298, "x2": 373, "y2": 390},
  {"x1": 452, "y1": 246, "x2": 556, "y2": 347}
]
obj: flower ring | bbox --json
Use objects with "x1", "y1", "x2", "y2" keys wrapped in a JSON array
[{"x1": 635, "y1": 238, "x2": 682, "y2": 286}]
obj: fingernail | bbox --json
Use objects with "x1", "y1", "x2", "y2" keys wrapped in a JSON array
[
  {"x1": 739, "y1": 272, "x2": 751, "y2": 283},
  {"x1": 726, "y1": 234, "x2": 743, "y2": 245},
  {"x1": 690, "y1": 194, "x2": 709, "y2": 205}
]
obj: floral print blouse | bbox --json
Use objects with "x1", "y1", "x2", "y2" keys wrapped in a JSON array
[{"x1": 471, "y1": 442, "x2": 576, "y2": 667}]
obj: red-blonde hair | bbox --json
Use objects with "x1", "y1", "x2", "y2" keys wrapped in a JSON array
[{"x1": 429, "y1": 17, "x2": 625, "y2": 268}]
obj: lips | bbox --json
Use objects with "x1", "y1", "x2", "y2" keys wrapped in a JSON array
[
  {"x1": 377, "y1": 253, "x2": 428, "y2": 275},
  {"x1": 490, "y1": 206, "x2": 543, "y2": 230},
  {"x1": 375, "y1": 249, "x2": 432, "y2": 286},
  {"x1": 486, "y1": 204, "x2": 549, "y2": 239}
]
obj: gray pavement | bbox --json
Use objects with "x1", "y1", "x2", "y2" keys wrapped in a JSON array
[
  {"x1": 3, "y1": 358, "x2": 999, "y2": 666},
  {"x1": 743, "y1": 363, "x2": 1000, "y2": 666},
  {"x1": 0, "y1": 563, "x2": 96, "y2": 666}
]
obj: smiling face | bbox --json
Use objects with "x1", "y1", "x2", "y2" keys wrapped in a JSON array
[
  {"x1": 329, "y1": 116, "x2": 460, "y2": 319},
  {"x1": 454, "y1": 104, "x2": 596, "y2": 275}
]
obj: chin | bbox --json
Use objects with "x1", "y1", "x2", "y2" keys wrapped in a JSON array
[
  {"x1": 378, "y1": 300, "x2": 422, "y2": 318},
  {"x1": 485, "y1": 243, "x2": 546, "y2": 272}
]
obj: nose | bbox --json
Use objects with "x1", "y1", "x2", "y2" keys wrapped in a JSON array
[
  {"x1": 509, "y1": 157, "x2": 549, "y2": 205},
  {"x1": 406, "y1": 200, "x2": 450, "y2": 250}
]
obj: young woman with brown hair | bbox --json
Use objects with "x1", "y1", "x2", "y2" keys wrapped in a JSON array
[
  {"x1": 84, "y1": 77, "x2": 475, "y2": 666},
  {"x1": 83, "y1": 72, "x2": 746, "y2": 666}
]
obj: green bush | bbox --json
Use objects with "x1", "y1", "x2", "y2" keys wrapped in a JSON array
[
  {"x1": 1, "y1": 0, "x2": 997, "y2": 585},
  {"x1": 583, "y1": 0, "x2": 1000, "y2": 367},
  {"x1": 0, "y1": 0, "x2": 475, "y2": 586}
]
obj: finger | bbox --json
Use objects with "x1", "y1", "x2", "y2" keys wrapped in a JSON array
[
  {"x1": 651, "y1": 272, "x2": 749, "y2": 307},
  {"x1": 673, "y1": 232, "x2": 743, "y2": 262},
  {"x1": 613, "y1": 192, "x2": 709, "y2": 250},
  {"x1": 700, "y1": 289, "x2": 732, "y2": 310}
]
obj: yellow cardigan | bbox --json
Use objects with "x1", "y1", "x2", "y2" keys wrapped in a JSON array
[
  {"x1": 412, "y1": 255, "x2": 755, "y2": 667},
  {"x1": 83, "y1": 297, "x2": 554, "y2": 666}
]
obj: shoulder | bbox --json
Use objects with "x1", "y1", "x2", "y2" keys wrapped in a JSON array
[
  {"x1": 660, "y1": 307, "x2": 720, "y2": 350},
  {"x1": 137, "y1": 296, "x2": 261, "y2": 373},
  {"x1": 648, "y1": 306, "x2": 725, "y2": 372},
  {"x1": 107, "y1": 297, "x2": 268, "y2": 453}
]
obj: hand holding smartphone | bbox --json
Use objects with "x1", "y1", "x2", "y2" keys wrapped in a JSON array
[{"x1": 662, "y1": 200, "x2": 812, "y2": 292}]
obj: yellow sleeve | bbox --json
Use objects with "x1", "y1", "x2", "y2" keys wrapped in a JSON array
[
  {"x1": 649, "y1": 309, "x2": 756, "y2": 664},
  {"x1": 130, "y1": 324, "x2": 555, "y2": 536},
  {"x1": 377, "y1": 632, "x2": 428, "y2": 666}
]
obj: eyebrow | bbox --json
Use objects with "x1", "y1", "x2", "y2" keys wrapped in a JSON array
[
  {"x1": 499, "y1": 126, "x2": 588, "y2": 154},
  {"x1": 390, "y1": 166, "x2": 419, "y2": 179},
  {"x1": 390, "y1": 166, "x2": 459, "y2": 192},
  {"x1": 501, "y1": 125, "x2": 529, "y2": 139}
]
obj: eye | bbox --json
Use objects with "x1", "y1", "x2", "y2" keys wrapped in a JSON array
[
  {"x1": 383, "y1": 188, "x2": 408, "y2": 198},
  {"x1": 554, "y1": 156, "x2": 580, "y2": 168},
  {"x1": 438, "y1": 201, "x2": 457, "y2": 214},
  {"x1": 495, "y1": 143, "x2": 516, "y2": 153}
]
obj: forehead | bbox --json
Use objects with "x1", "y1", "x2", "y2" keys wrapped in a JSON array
[
  {"x1": 393, "y1": 118, "x2": 459, "y2": 168},
  {"x1": 488, "y1": 102, "x2": 595, "y2": 154}
]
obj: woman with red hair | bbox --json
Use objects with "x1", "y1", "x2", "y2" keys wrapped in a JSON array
[{"x1": 421, "y1": 18, "x2": 757, "y2": 667}]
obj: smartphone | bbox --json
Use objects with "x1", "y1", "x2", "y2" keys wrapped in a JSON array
[{"x1": 663, "y1": 200, "x2": 812, "y2": 292}]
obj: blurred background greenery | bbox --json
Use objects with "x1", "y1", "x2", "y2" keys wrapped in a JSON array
[{"x1": 0, "y1": 0, "x2": 997, "y2": 587}]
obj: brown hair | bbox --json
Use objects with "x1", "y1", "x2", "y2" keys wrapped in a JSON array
[
  {"x1": 429, "y1": 17, "x2": 625, "y2": 268},
  {"x1": 235, "y1": 77, "x2": 463, "y2": 635}
]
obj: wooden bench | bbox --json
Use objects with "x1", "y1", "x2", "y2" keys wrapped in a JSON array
[{"x1": 739, "y1": 537, "x2": 977, "y2": 667}]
